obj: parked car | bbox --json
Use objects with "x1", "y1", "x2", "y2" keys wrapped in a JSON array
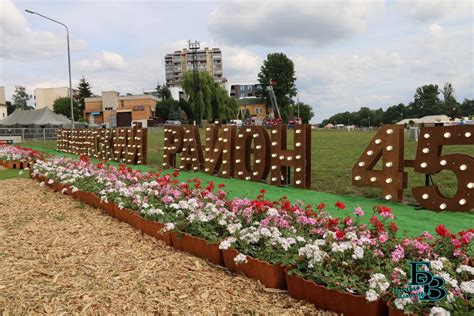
[
  {"x1": 229, "y1": 119, "x2": 243, "y2": 127},
  {"x1": 165, "y1": 120, "x2": 181, "y2": 125}
]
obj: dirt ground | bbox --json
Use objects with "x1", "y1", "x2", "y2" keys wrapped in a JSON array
[{"x1": 0, "y1": 179, "x2": 335, "y2": 314}]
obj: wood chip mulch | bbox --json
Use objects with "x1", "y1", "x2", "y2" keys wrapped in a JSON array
[{"x1": 0, "y1": 179, "x2": 336, "y2": 315}]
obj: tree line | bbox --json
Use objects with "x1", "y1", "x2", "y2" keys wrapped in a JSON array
[{"x1": 322, "y1": 83, "x2": 473, "y2": 127}]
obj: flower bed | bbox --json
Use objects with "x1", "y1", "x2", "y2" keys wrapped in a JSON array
[
  {"x1": 30, "y1": 156, "x2": 474, "y2": 315},
  {"x1": 0, "y1": 145, "x2": 43, "y2": 169}
]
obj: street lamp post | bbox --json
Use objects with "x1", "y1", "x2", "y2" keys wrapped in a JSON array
[{"x1": 25, "y1": 9, "x2": 75, "y2": 128}]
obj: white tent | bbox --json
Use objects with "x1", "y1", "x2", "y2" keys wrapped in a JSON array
[{"x1": 0, "y1": 107, "x2": 72, "y2": 127}]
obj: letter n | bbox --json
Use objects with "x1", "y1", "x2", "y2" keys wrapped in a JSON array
[
  {"x1": 270, "y1": 124, "x2": 311, "y2": 188},
  {"x1": 204, "y1": 125, "x2": 236, "y2": 178}
]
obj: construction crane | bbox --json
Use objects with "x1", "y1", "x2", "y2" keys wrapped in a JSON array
[{"x1": 265, "y1": 80, "x2": 282, "y2": 127}]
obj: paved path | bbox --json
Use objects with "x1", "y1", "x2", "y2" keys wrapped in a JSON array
[{"x1": 0, "y1": 179, "x2": 334, "y2": 314}]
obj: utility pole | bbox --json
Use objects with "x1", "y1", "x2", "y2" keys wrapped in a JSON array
[
  {"x1": 26, "y1": 9, "x2": 75, "y2": 128},
  {"x1": 188, "y1": 40, "x2": 200, "y2": 125}
]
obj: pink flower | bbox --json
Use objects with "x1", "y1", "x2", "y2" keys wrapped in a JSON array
[
  {"x1": 391, "y1": 245, "x2": 405, "y2": 262},
  {"x1": 379, "y1": 233, "x2": 389, "y2": 243},
  {"x1": 354, "y1": 207, "x2": 364, "y2": 216}
]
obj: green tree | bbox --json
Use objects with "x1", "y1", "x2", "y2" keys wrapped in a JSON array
[
  {"x1": 12, "y1": 85, "x2": 31, "y2": 110},
  {"x1": 383, "y1": 103, "x2": 406, "y2": 124},
  {"x1": 409, "y1": 84, "x2": 442, "y2": 117},
  {"x1": 258, "y1": 53, "x2": 297, "y2": 122},
  {"x1": 6, "y1": 101, "x2": 15, "y2": 115},
  {"x1": 76, "y1": 77, "x2": 93, "y2": 119},
  {"x1": 53, "y1": 97, "x2": 79, "y2": 120},
  {"x1": 459, "y1": 99, "x2": 474, "y2": 118},
  {"x1": 293, "y1": 102, "x2": 314, "y2": 124},
  {"x1": 155, "y1": 98, "x2": 175, "y2": 120},
  {"x1": 441, "y1": 83, "x2": 460, "y2": 118},
  {"x1": 155, "y1": 82, "x2": 172, "y2": 100},
  {"x1": 178, "y1": 99, "x2": 193, "y2": 121},
  {"x1": 182, "y1": 71, "x2": 237, "y2": 123}
]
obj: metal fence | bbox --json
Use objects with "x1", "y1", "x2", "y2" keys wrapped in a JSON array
[{"x1": 0, "y1": 127, "x2": 60, "y2": 141}]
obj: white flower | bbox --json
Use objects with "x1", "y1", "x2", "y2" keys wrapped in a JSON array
[
  {"x1": 438, "y1": 272, "x2": 458, "y2": 288},
  {"x1": 267, "y1": 208, "x2": 279, "y2": 216},
  {"x1": 39, "y1": 182, "x2": 45, "y2": 187},
  {"x1": 393, "y1": 268, "x2": 407, "y2": 277},
  {"x1": 369, "y1": 273, "x2": 389, "y2": 292},
  {"x1": 365, "y1": 289, "x2": 379, "y2": 302},
  {"x1": 394, "y1": 297, "x2": 413, "y2": 310},
  {"x1": 296, "y1": 236, "x2": 305, "y2": 243},
  {"x1": 71, "y1": 186, "x2": 79, "y2": 193},
  {"x1": 47, "y1": 179, "x2": 54, "y2": 184},
  {"x1": 164, "y1": 223, "x2": 175, "y2": 231},
  {"x1": 429, "y1": 306, "x2": 450, "y2": 316},
  {"x1": 331, "y1": 241, "x2": 352, "y2": 253},
  {"x1": 430, "y1": 259, "x2": 445, "y2": 271},
  {"x1": 61, "y1": 188, "x2": 67, "y2": 194},
  {"x1": 460, "y1": 280, "x2": 474, "y2": 294},
  {"x1": 352, "y1": 246, "x2": 364, "y2": 259},
  {"x1": 234, "y1": 253, "x2": 247, "y2": 264},
  {"x1": 219, "y1": 237, "x2": 235, "y2": 250},
  {"x1": 456, "y1": 265, "x2": 474, "y2": 275}
]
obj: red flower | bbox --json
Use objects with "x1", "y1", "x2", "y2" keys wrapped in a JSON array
[
  {"x1": 390, "y1": 222, "x2": 398, "y2": 233},
  {"x1": 218, "y1": 183, "x2": 225, "y2": 189},
  {"x1": 260, "y1": 189, "x2": 266, "y2": 194},
  {"x1": 172, "y1": 170, "x2": 180, "y2": 177},
  {"x1": 335, "y1": 230, "x2": 345, "y2": 240},
  {"x1": 316, "y1": 203, "x2": 325, "y2": 210},
  {"x1": 335, "y1": 201, "x2": 346, "y2": 210},
  {"x1": 435, "y1": 224, "x2": 450, "y2": 238}
]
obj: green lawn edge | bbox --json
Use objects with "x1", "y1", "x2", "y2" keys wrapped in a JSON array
[{"x1": 25, "y1": 145, "x2": 474, "y2": 237}]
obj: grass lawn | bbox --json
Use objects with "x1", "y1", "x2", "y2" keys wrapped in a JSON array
[
  {"x1": 0, "y1": 168, "x2": 29, "y2": 180},
  {"x1": 21, "y1": 128, "x2": 474, "y2": 238}
]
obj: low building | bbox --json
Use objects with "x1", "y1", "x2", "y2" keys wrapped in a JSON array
[
  {"x1": 236, "y1": 98, "x2": 267, "y2": 120},
  {"x1": 0, "y1": 86, "x2": 7, "y2": 119},
  {"x1": 34, "y1": 87, "x2": 77, "y2": 110},
  {"x1": 84, "y1": 91, "x2": 158, "y2": 127},
  {"x1": 397, "y1": 115, "x2": 451, "y2": 127}
]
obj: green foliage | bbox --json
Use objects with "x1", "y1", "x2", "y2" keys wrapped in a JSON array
[
  {"x1": 155, "y1": 99, "x2": 187, "y2": 122},
  {"x1": 291, "y1": 102, "x2": 314, "y2": 124},
  {"x1": 12, "y1": 85, "x2": 31, "y2": 110},
  {"x1": 323, "y1": 83, "x2": 472, "y2": 126},
  {"x1": 6, "y1": 101, "x2": 15, "y2": 115},
  {"x1": 53, "y1": 97, "x2": 79, "y2": 120},
  {"x1": 409, "y1": 84, "x2": 442, "y2": 117},
  {"x1": 76, "y1": 77, "x2": 93, "y2": 118},
  {"x1": 182, "y1": 71, "x2": 237, "y2": 123},
  {"x1": 258, "y1": 53, "x2": 297, "y2": 122},
  {"x1": 155, "y1": 82, "x2": 172, "y2": 100}
]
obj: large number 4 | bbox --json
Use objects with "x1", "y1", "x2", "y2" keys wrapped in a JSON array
[
  {"x1": 412, "y1": 126, "x2": 473, "y2": 212},
  {"x1": 352, "y1": 125, "x2": 407, "y2": 202}
]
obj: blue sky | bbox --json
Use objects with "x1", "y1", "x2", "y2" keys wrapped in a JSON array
[{"x1": 1, "y1": 0, "x2": 472, "y2": 122}]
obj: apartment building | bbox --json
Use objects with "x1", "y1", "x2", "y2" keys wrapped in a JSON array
[
  {"x1": 165, "y1": 47, "x2": 225, "y2": 87},
  {"x1": 34, "y1": 87, "x2": 77, "y2": 110},
  {"x1": 230, "y1": 84, "x2": 263, "y2": 99},
  {"x1": 84, "y1": 91, "x2": 158, "y2": 127},
  {"x1": 0, "y1": 86, "x2": 7, "y2": 118}
]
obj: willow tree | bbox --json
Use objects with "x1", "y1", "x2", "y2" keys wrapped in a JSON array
[{"x1": 182, "y1": 71, "x2": 237, "y2": 123}]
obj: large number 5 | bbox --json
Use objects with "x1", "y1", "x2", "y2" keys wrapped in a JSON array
[{"x1": 412, "y1": 126, "x2": 474, "y2": 212}]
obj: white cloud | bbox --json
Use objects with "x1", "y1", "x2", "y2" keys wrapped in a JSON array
[
  {"x1": 77, "y1": 51, "x2": 127, "y2": 72},
  {"x1": 292, "y1": 22, "x2": 472, "y2": 122},
  {"x1": 394, "y1": 0, "x2": 472, "y2": 22},
  {"x1": 0, "y1": 0, "x2": 86, "y2": 61},
  {"x1": 208, "y1": 0, "x2": 384, "y2": 46}
]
